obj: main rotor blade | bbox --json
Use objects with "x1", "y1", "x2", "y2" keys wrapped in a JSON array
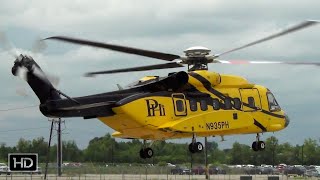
[
  {"x1": 85, "y1": 62, "x2": 184, "y2": 76},
  {"x1": 45, "y1": 36, "x2": 181, "y2": 61},
  {"x1": 217, "y1": 20, "x2": 319, "y2": 57},
  {"x1": 217, "y1": 59, "x2": 320, "y2": 66}
]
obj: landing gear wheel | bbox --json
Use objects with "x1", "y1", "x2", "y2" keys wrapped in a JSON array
[
  {"x1": 252, "y1": 133, "x2": 266, "y2": 151},
  {"x1": 144, "y1": 147, "x2": 154, "y2": 158},
  {"x1": 189, "y1": 143, "x2": 196, "y2": 153},
  {"x1": 251, "y1": 141, "x2": 266, "y2": 151},
  {"x1": 258, "y1": 141, "x2": 265, "y2": 151},
  {"x1": 139, "y1": 148, "x2": 154, "y2": 159},
  {"x1": 188, "y1": 142, "x2": 203, "y2": 153},
  {"x1": 189, "y1": 133, "x2": 203, "y2": 153},
  {"x1": 252, "y1": 141, "x2": 259, "y2": 151},
  {"x1": 195, "y1": 142, "x2": 203, "y2": 152},
  {"x1": 139, "y1": 148, "x2": 146, "y2": 159}
]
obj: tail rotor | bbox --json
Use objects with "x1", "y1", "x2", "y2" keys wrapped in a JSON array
[{"x1": 0, "y1": 32, "x2": 60, "y2": 101}]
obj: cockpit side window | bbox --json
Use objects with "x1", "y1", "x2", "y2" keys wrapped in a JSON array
[
  {"x1": 200, "y1": 100, "x2": 208, "y2": 111},
  {"x1": 267, "y1": 92, "x2": 281, "y2": 111},
  {"x1": 224, "y1": 97, "x2": 232, "y2": 110},
  {"x1": 212, "y1": 98, "x2": 220, "y2": 110},
  {"x1": 233, "y1": 98, "x2": 241, "y2": 110},
  {"x1": 248, "y1": 97, "x2": 255, "y2": 109},
  {"x1": 176, "y1": 100, "x2": 185, "y2": 112}
]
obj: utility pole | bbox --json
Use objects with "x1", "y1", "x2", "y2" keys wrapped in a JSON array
[
  {"x1": 272, "y1": 138, "x2": 275, "y2": 167},
  {"x1": 57, "y1": 118, "x2": 62, "y2": 176},
  {"x1": 44, "y1": 120, "x2": 54, "y2": 180},
  {"x1": 190, "y1": 150, "x2": 193, "y2": 169},
  {"x1": 301, "y1": 145, "x2": 304, "y2": 165},
  {"x1": 46, "y1": 118, "x2": 64, "y2": 177},
  {"x1": 204, "y1": 137, "x2": 209, "y2": 180},
  {"x1": 111, "y1": 141, "x2": 114, "y2": 165}
]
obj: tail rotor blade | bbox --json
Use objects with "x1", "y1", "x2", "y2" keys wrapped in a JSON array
[
  {"x1": 16, "y1": 87, "x2": 29, "y2": 97},
  {"x1": 32, "y1": 65, "x2": 60, "y2": 87},
  {"x1": 47, "y1": 74, "x2": 60, "y2": 87},
  {"x1": 32, "y1": 65, "x2": 51, "y2": 83},
  {"x1": 32, "y1": 38, "x2": 47, "y2": 54},
  {"x1": 15, "y1": 66, "x2": 28, "y2": 81},
  {"x1": 0, "y1": 32, "x2": 19, "y2": 58}
]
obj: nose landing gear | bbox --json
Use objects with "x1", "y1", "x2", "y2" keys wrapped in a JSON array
[
  {"x1": 139, "y1": 147, "x2": 154, "y2": 159},
  {"x1": 252, "y1": 133, "x2": 265, "y2": 151},
  {"x1": 139, "y1": 140, "x2": 154, "y2": 159},
  {"x1": 188, "y1": 134, "x2": 203, "y2": 153}
]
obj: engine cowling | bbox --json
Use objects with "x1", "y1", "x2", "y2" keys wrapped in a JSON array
[{"x1": 188, "y1": 70, "x2": 221, "y2": 87}]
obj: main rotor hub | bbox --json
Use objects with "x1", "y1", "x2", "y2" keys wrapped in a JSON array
[
  {"x1": 183, "y1": 46, "x2": 212, "y2": 71},
  {"x1": 184, "y1": 46, "x2": 211, "y2": 57}
]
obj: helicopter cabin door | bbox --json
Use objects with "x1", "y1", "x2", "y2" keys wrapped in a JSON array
[
  {"x1": 172, "y1": 93, "x2": 187, "y2": 116},
  {"x1": 239, "y1": 88, "x2": 262, "y2": 111}
]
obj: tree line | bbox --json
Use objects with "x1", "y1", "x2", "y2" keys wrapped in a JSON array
[{"x1": 0, "y1": 134, "x2": 319, "y2": 166}]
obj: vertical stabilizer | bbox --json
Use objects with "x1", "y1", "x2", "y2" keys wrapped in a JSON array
[{"x1": 12, "y1": 55, "x2": 61, "y2": 103}]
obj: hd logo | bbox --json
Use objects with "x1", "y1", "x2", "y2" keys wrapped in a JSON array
[{"x1": 8, "y1": 153, "x2": 38, "y2": 172}]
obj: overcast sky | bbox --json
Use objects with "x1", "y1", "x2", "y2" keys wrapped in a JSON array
[{"x1": 1, "y1": 0, "x2": 320, "y2": 150}]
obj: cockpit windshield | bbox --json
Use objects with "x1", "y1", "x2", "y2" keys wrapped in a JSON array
[{"x1": 267, "y1": 92, "x2": 281, "y2": 111}]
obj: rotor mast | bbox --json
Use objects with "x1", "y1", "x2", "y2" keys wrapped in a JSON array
[{"x1": 183, "y1": 46, "x2": 214, "y2": 71}]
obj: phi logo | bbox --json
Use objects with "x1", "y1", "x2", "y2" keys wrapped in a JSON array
[
  {"x1": 145, "y1": 99, "x2": 166, "y2": 117},
  {"x1": 8, "y1": 153, "x2": 38, "y2": 172}
]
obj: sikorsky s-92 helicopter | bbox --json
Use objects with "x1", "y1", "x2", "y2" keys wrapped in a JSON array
[{"x1": 9, "y1": 20, "x2": 320, "y2": 159}]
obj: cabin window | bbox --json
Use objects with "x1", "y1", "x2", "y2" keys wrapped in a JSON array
[
  {"x1": 233, "y1": 98, "x2": 241, "y2": 110},
  {"x1": 190, "y1": 99, "x2": 197, "y2": 111},
  {"x1": 219, "y1": 100, "x2": 225, "y2": 109},
  {"x1": 267, "y1": 92, "x2": 281, "y2": 111},
  {"x1": 200, "y1": 100, "x2": 208, "y2": 111},
  {"x1": 248, "y1": 97, "x2": 255, "y2": 109},
  {"x1": 224, "y1": 97, "x2": 232, "y2": 110},
  {"x1": 175, "y1": 100, "x2": 185, "y2": 112},
  {"x1": 212, "y1": 98, "x2": 220, "y2": 110}
]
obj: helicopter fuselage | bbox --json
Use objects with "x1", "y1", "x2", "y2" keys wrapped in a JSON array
[{"x1": 98, "y1": 70, "x2": 289, "y2": 140}]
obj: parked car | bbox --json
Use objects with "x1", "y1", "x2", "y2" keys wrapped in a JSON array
[
  {"x1": 272, "y1": 168, "x2": 280, "y2": 175},
  {"x1": 244, "y1": 167, "x2": 262, "y2": 175},
  {"x1": 171, "y1": 167, "x2": 191, "y2": 175},
  {"x1": 0, "y1": 163, "x2": 10, "y2": 175},
  {"x1": 261, "y1": 164, "x2": 273, "y2": 168},
  {"x1": 276, "y1": 163, "x2": 287, "y2": 173},
  {"x1": 305, "y1": 169, "x2": 320, "y2": 177},
  {"x1": 210, "y1": 167, "x2": 227, "y2": 174},
  {"x1": 167, "y1": 163, "x2": 176, "y2": 167},
  {"x1": 245, "y1": 166, "x2": 278, "y2": 175},
  {"x1": 192, "y1": 166, "x2": 206, "y2": 175},
  {"x1": 283, "y1": 166, "x2": 306, "y2": 176},
  {"x1": 259, "y1": 167, "x2": 280, "y2": 174},
  {"x1": 181, "y1": 168, "x2": 191, "y2": 175},
  {"x1": 192, "y1": 166, "x2": 226, "y2": 175},
  {"x1": 170, "y1": 167, "x2": 183, "y2": 175}
]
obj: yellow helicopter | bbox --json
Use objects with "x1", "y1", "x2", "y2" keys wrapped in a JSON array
[{"x1": 10, "y1": 20, "x2": 319, "y2": 159}]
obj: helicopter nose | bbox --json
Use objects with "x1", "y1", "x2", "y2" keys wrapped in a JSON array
[{"x1": 284, "y1": 113, "x2": 290, "y2": 127}]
